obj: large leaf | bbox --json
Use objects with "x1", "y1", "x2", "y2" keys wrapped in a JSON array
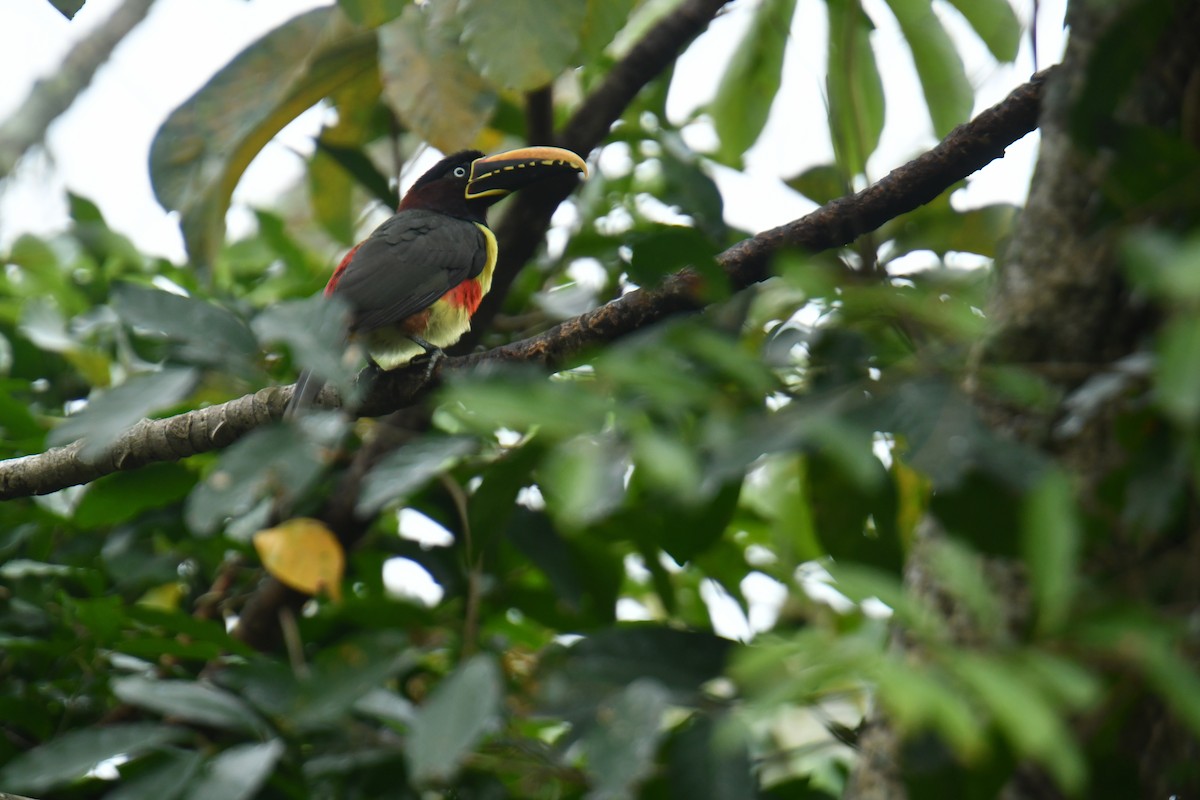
[
  {"x1": 826, "y1": 0, "x2": 885, "y2": 178},
  {"x1": 1155, "y1": 315, "x2": 1200, "y2": 424},
  {"x1": 107, "y1": 749, "x2": 204, "y2": 800},
  {"x1": 579, "y1": 679, "x2": 670, "y2": 799},
  {"x1": 74, "y1": 463, "x2": 196, "y2": 528},
  {"x1": 0, "y1": 723, "x2": 186, "y2": 794},
  {"x1": 48, "y1": 368, "x2": 198, "y2": 460},
  {"x1": 460, "y1": 0, "x2": 588, "y2": 91},
  {"x1": 943, "y1": 0, "x2": 1020, "y2": 62},
  {"x1": 184, "y1": 421, "x2": 338, "y2": 535},
  {"x1": 578, "y1": 0, "x2": 640, "y2": 61},
  {"x1": 289, "y1": 632, "x2": 418, "y2": 729},
  {"x1": 252, "y1": 292, "x2": 356, "y2": 398},
  {"x1": 666, "y1": 712, "x2": 756, "y2": 800},
  {"x1": 357, "y1": 435, "x2": 477, "y2": 515},
  {"x1": 49, "y1": 0, "x2": 86, "y2": 19},
  {"x1": 709, "y1": 0, "x2": 797, "y2": 166},
  {"x1": 337, "y1": 0, "x2": 407, "y2": 28},
  {"x1": 182, "y1": 740, "x2": 285, "y2": 800},
  {"x1": 886, "y1": 194, "x2": 1019, "y2": 259},
  {"x1": 378, "y1": 5, "x2": 497, "y2": 153},
  {"x1": 537, "y1": 625, "x2": 733, "y2": 722},
  {"x1": 1021, "y1": 469, "x2": 1080, "y2": 635},
  {"x1": 150, "y1": 7, "x2": 378, "y2": 266},
  {"x1": 883, "y1": 0, "x2": 974, "y2": 136},
  {"x1": 309, "y1": 66, "x2": 389, "y2": 244},
  {"x1": 112, "y1": 282, "x2": 258, "y2": 372},
  {"x1": 112, "y1": 676, "x2": 268, "y2": 736},
  {"x1": 407, "y1": 655, "x2": 502, "y2": 784}
]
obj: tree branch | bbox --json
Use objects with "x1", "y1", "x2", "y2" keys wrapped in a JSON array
[
  {"x1": 0, "y1": 0, "x2": 157, "y2": 177},
  {"x1": 457, "y1": 0, "x2": 733, "y2": 347},
  {"x1": 0, "y1": 68, "x2": 1052, "y2": 501}
]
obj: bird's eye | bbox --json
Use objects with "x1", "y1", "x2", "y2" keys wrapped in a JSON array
[{"x1": 453, "y1": 166, "x2": 467, "y2": 178}]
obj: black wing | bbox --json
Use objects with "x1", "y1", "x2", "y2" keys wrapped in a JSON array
[{"x1": 332, "y1": 208, "x2": 488, "y2": 334}]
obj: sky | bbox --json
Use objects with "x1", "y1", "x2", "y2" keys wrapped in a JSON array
[
  {"x1": 1, "y1": 0, "x2": 1066, "y2": 264},
  {"x1": 0, "y1": 0, "x2": 1067, "y2": 637}
]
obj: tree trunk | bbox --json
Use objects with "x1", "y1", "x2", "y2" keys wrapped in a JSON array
[{"x1": 848, "y1": 1, "x2": 1200, "y2": 796}]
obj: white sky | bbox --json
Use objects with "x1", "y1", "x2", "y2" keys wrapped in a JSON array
[{"x1": 1, "y1": 0, "x2": 1066, "y2": 263}]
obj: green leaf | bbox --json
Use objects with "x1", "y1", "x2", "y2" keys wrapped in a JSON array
[
  {"x1": 1124, "y1": 231, "x2": 1200, "y2": 300},
  {"x1": 407, "y1": 655, "x2": 502, "y2": 784},
  {"x1": 184, "y1": 422, "x2": 335, "y2": 535},
  {"x1": 657, "y1": 133, "x2": 727, "y2": 240},
  {"x1": 537, "y1": 626, "x2": 732, "y2": 721},
  {"x1": 826, "y1": 0, "x2": 885, "y2": 177},
  {"x1": 505, "y1": 514, "x2": 624, "y2": 630},
  {"x1": 378, "y1": 5, "x2": 497, "y2": 153},
  {"x1": 666, "y1": 712, "x2": 756, "y2": 800},
  {"x1": 112, "y1": 283, "x2": 257, "y2": 372},
  {"x1": 337, "y1": 0, "x2": 407, "y2": 28},
  {"x1": 460, "y1": 0, "x2": 588, "y2": 91},
  {"x1": 111, "y1": 676, "x2": 267, "y2": 735},
  {"x1": 948, "y1": 653, "x2": 1085, "y2": 793},
  {"x1": 49, "y1": 0, "x2": 85, "y2": 20},
  {"x1": 1021, "y1": 469, "x2": 1080, "y2": 635},
  {"x1": 252, "y1": 293, "x2": 356, "y2": 397},
  {"x1": 309, "y1": 66, "x2": 392, "y2": 243},
  {"x1": 150, "y1": 7, "x2": 377, "y2": 266},
  {"x1": 1068, "y1": 0, "x2": 1175, "y2": 150},
  {"x1": 1155, "y1": 315, "x2": 1200, "y2": 424},
  {"x1": 0, "y1": 723, "x2": 187, "y2": 794},
  {"x1": 107, "y1": 749, "x2": 204, "y2": 800},
  {"x1": 74, "y1": 463, "x2": 196, "y2": 528},
  {"x1": 883, "y1": 0, "x2": 974, "y2": 136},
  {"x1": 291, "y1": 632, "x2": 418, "y2": 729},
  {"x1": 579, "y1": 0, "x2": 639, "y2": 61},
  {"x1": 786, "y1": 163, "x2": 846, "y2": 206},
  {"x1": 943, "y1": 0, "x2": 1020, "y2": 62},
  {"x1": 1133, "y1": 633, "x2": 1200, "y2": 737},
  {"x1": 886, "y1": 193, "x2": 1019, "y2": 259},
  {"x1": 627, "y1": 225, "x2": 725, "y2": 299},
  {"x1": 182, "y1": 740, "x2": 285, "y2": 800},
  {"x1": 314, "y1": 140, "x2": 398, "y2": 214},
  {"x1": 709, "y1": 0, "x2": 797, "y2": 166},
  {"x1": 540, "y1": 434, "x2": 628, "y2": 527},
  {"x1": 806, "y1": 449, "x2": 903, "y2": 574},
  {"x1": 579, "y1": 679, "x2": 670, "y2": 799},
  {"x1": 875, "y1": 660, "x2": 986, "y2": 759},
  {"x1": 48, "y1": 368, "x2": 198, "y2": 459},
  {"x1": 357, "y1": 436, "x2": 477, "y2": 515}
]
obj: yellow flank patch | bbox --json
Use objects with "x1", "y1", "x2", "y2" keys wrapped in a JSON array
[{"x1": 363, "y1": 224, "x2": 497, "y2": 371}]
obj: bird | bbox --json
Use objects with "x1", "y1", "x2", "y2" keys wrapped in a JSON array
[{"x1": 287, "y1": 145, "x2": 588, "y2": 414}]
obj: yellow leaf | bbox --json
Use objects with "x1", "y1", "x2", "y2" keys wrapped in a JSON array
[
  {"x1": 137, "y1": 582, "x2": 186, "y2": 611},
  {"x1": 254, "y1": 518, "x2": 345, "y2": 602}
]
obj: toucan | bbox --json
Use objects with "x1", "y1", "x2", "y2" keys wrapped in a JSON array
[{"x1": 287, "y1": 145, "x2": 588, "y2": 413}]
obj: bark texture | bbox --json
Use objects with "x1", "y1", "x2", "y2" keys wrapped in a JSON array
[{"x1": 847, "y1": 1, "x2": 1200, "y2": 797}]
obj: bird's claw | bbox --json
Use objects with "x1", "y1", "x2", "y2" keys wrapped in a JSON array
[{"x1": 408, "y1": 336, "x2": 444, "y2": 382}]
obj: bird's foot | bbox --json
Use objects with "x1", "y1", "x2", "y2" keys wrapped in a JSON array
[{"x1": 408, "y1": 336, "x2": 445, "y2": 382}]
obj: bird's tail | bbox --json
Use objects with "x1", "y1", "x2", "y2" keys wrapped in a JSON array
[{"x1": 285, "y1": 370, "x2": 327, "y2": 418}]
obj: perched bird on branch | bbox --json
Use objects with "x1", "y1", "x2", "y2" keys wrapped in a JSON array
[{"x1": 288, "y1": 145, "x2": 588, "y2": 413}]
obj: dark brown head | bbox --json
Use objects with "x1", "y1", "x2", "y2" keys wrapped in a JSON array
[{"x1": 398, "y1": 146, "x2": 588, "y2": 222}]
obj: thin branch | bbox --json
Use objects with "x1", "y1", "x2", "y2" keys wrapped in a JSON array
[
  {"x1": 0, "y1": 68, "x2": 1052, "y2": 502},
  {"x1": 458, "y1": 0, "x2": 733, "y2": 347},
  {"x1": 0, "y1": 0, "x2": 157, "y2": 177}
]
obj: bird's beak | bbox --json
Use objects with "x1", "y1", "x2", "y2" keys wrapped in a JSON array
[{"x1": 465, "y1": 146, "x2": 588, "y2": 200}]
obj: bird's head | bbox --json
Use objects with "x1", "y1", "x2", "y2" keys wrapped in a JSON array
[{"x1": 398, "y1": 146, "x2": 588, "y2": 221}]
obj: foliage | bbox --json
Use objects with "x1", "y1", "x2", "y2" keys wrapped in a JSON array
[{"x1": 3, "y1": 0, "x2": 1199, "y2": 798}]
